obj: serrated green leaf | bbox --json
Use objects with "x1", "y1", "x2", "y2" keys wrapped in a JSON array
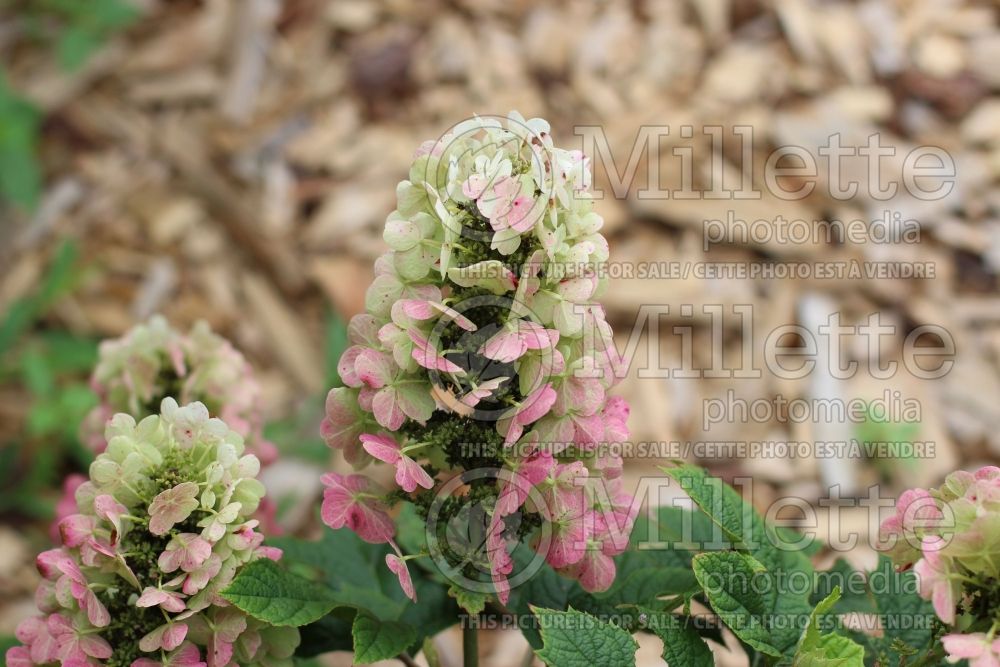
[
  {"x1": 794, "y1": 587, "x2": 865, "y2": 667},
  {"x1": 810, "y1": 559, "x2": 874, "y2": 615},
  {"x1": 270, "y1": 529, "x2": 407, "y2": 620},
  {"x1": 692, "y1": 551, "x2": 781, "y2": 657},
  {"x1": 660, "y1": 464, "x2": 809, "y2": 568},
  {"x1": 351, "y1": 610, "x2": 416, "y2": 665},
  {"x1": 798, "y1": 633, "x2": 867, "y2": 667},
  {"x1": 630, "y1": 504, "x2": 720, "y2": 557},
  {"x1": 766, "y1": 548, "x2": 816, "y2": 657},
  {"x1": 566, "y1": 565, "x2": 696, "y2": 626},
  {"x1": 533, "y1": 607, "x2": 638, "y2": 667},
  {"x1": 662, "y1": 464, "x2": 759, "y2": 550},
  {"x1": 776, "y1": 524, "x2": 823, "y2": 556},
  {"x1": 663, "y1": 465, "x2": 816, "y2": 656},
  {"x1": 506, "y1": 546, "x2": 577, "y2": 648},
  {"x1": 802, "y1": 634, "x2": 867, "y2": 667},
  {"x1": 866, "y1": 555, "x2": 936, "y2": 666},
  {"x1": 595, "y1": 566, "x2": 696, "y2": 607},
  {"x1": 639, "y1": 610, "x2": 714, "y2": 667},
  {"x1": 449, "y1": 585, "x2": 489, "y2": 615},
  {"x1": 509, "y1": 507, "x2": 709, "y2": 647},
  {"x1": 222, "y1": 558, "x2": 338, "y2": 627},
  {"x1": 272, "y1": 529, "x2": 459, "y2": 654},
  {"x1": 295, "y1": 609, "x2": 356, "y2": 657}
]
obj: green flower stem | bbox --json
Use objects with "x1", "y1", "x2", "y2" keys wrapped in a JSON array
[
  {"x1": 463, "y1": 622, "x2": 479, "y2": 667},
  {"x1": 400, "y1": 441, "x2": 431, "y2": 455}
]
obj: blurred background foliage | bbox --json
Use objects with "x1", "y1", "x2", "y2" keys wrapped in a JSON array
[
  {"x1": 0, "y1": 0, "x2": 136, "y2": 210},
  {"x1": 0, "y1": 241, "x2": 95, "y2": 520}
]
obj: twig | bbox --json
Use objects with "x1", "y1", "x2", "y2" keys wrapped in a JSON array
[
  {"x1": 397, "y1": 652, "x2": 420, "y2": 667},
  {"x1": 463, "y1": 622, "x2": 479, "y2": 667}
]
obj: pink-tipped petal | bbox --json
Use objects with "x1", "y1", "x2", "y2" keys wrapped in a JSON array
[
  {"x1": 360, "y1": 433, "x2": 403, "y2": 464},
  {"x1": 386, "y1": 554, "x2": 417, "y2": 602}
]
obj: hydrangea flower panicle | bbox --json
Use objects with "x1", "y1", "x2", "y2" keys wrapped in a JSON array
[
  {"x1": 82, "y1": 317, "x2": 275, "y2": 465},
  {"x1": 883, "y1": 466, "x2": 1000, "y2": 650},
  {"x1": 320, "y1": 112, "x2": 635, "y2": 602},
  {"x1": 7, "y1": 399, "x2": 298, "y2": 667}
]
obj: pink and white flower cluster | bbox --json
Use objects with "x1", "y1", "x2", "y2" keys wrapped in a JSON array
[
  {"x1": 7, "y1": 399, "x2": 298, "y2": 667},
  {"x1": 320, "y1": 112, "x2": 634, "y2": 604},
  {"x1": 880, "y1": 466, "x2": 1000, "y2": 665},
  {"x1": 82, "y1": 317, "x2": 275, "y2": 465}
]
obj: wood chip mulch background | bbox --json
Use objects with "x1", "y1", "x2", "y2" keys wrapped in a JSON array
[{"x1": 2, "y1": 0, "x2": 999, "y2": 664}]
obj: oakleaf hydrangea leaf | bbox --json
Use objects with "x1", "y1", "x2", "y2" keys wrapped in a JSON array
[
  {"x1": 222, "y1": 558, "x2": 339, "y2": 627},
  {"x1": 794, "y1": 587, "x2": 865, "y2": 667},
  {"x1": 638, "y1": 609, "x2": 714, "y2": 667},
  {"x1": 448, "y1": 585, "x2": 489, "y2": 616},
  {"x1": 351, "y1": 610, "x2": 417, "y2": 664},
  {"x1": 533, "y1": 607, "x2": 637, "y2": 667},
  {"x1": 692, "y1": 551, "x2": 781, "y2": 657},
  {"x1": 661, "y1": 464, "x2": 760, "y2": 550}
]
